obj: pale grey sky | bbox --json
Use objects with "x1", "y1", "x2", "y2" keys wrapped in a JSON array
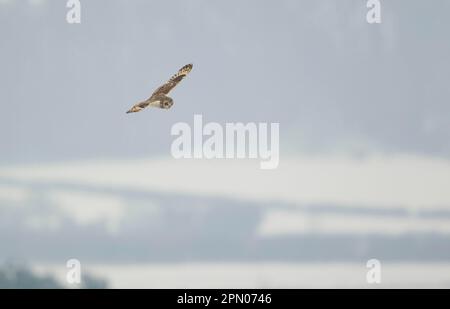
[
  {"x1": 1, "y1": 0, "x2": 449, "y2": 163},
  {"x1": 1, "y1": 1, "x2": 450, "y2": 288}
]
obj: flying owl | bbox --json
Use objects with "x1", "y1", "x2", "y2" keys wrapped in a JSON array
[{"x1": 126, "y1": 64, "x2": 193, "y2": 114}]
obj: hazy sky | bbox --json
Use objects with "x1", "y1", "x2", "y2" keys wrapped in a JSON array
[
  {"x1": 1, "y1": 0, "x2": 449, "y2": 163},
  {"x1": 1, "y1": 2, "x2": 450, "y2": 288}
]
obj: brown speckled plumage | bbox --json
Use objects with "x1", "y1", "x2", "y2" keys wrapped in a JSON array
[{"x1": 126, "y1": 64, "x2": 193, "y2": 114}]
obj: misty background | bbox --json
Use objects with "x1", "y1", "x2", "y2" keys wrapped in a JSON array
[{"x1": 1, "y1": 0, "x2": 450, "y2": 288}]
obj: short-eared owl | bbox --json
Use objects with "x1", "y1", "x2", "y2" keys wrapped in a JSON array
[{"x1": 126, "y1": 64, "x2": 193, "y2": 114}]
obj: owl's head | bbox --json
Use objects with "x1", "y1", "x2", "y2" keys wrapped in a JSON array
[{"x1": 160, "y1": 97, "x2": 174, "y2": 109}]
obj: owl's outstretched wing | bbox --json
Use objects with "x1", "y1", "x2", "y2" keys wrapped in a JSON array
[{"x1": 148, "y1": 64, "x2": 193, "y2": 100}]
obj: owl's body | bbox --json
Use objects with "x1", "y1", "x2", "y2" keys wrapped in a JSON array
[{"x1": 126, "y1": 64, "x2": 192, "y2": 114}]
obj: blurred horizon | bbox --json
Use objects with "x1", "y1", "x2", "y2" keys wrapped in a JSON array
[{"x1": 1, "y1": 0, "x2": 450, "y2": 288}]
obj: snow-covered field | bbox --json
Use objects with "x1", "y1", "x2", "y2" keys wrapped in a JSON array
[{"x1": 34, "y1": 262, "x2": 450, "y2": 289}]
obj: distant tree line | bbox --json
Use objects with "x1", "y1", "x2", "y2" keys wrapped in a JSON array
[{"x1": 0, "y1": 263, "x2": 108, "y2": 289}]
